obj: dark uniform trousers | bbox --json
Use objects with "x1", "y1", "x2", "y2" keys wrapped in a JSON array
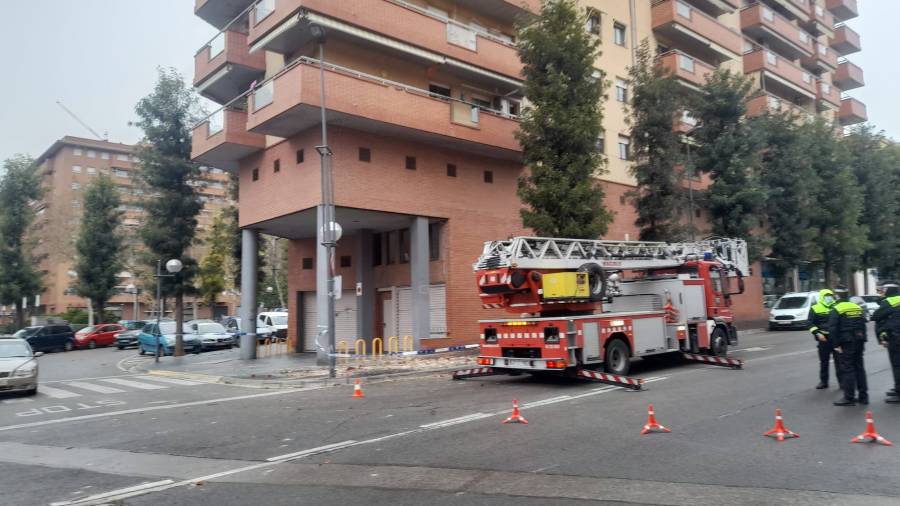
[
  {"x1": 837, "y1": 340, "x2": 868, "y2": 401},
  {"x1": 889, "y1": 338, "x2": 900, "y2": 391},
  {"x1": 817, "y1": 340, "x2": 841, "y2": 385}
]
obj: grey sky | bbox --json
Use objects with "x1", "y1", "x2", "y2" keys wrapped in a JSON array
[{"x1": 0, "y1": 1, "x2": 896, "y2": 165}]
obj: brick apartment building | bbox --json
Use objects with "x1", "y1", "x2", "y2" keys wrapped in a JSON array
[
  {"x1": 27, "y1": 136, "x2": 237, "y2": 321},
  {"x1": 190, "y1": 0, "x2": 863, "y2": 352}
]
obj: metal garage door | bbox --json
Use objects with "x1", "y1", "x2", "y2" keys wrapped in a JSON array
[
  {"x1": 397, "y1": 284, "x2": 446, "y2": 339},
  {"x1": 301, "y1": 290, "x2": 357, "y2": 352}
]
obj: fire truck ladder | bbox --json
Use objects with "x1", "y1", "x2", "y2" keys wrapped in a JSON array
[
  {"x1": 452, "y1": 367, "x2": 646, "y2": 390},
  {"x1": 474, "y1": 236, "x2": 749, "y2": 275}
]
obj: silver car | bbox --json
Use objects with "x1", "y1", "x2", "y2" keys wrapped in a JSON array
[
  {"x1": 186, "y1": 320, "x2": 235, "y2": 351},
  {"x1": 0, "y1": 338, "x2": 42, "y2": 396}
]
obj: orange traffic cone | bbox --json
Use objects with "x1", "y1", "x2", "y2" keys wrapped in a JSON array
[
  {"x1": 352, "y1": 379, "x2": 365, "y2": 398},
  {"x1": 763, "y1": 408, "x2": 798, "y2": 441},
  {"x1": 641, "y1": 404, "x2": 671, "y2": 435},
  {"x1": 851, "y1": 411, "x2": 892, "y2": 446},
  {"x1": 502, "y1": 400, "x2": 528, "y2": 424}
]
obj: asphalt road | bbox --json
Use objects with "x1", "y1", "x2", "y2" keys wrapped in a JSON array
[{"x1": 1, "y1": 330, "x2": 899, "y2": 506}]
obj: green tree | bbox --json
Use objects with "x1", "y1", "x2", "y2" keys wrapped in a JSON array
[
  {"x1": 0, "y1": 155, "x2": 45, "y2": 328},
  {"x1": 627, "y1": 40, "x2": 687, "y2": 241},
  {"x1": 258, "y1": 236, "x2": 287, "y2": 309},
  {"x1": 73, "y1": 175, "x2": 123, "y2": 319},
  {"x1": 197, "y1": 210, "x2": 230, "y2": 309},
  {"x1": 515, "y1": 0, "x2": 612, "y2": 238},
  {"x1": 690, "y1": 69, "x2": 768, "y2": 259},
  {"x1": 133, "y1": 68, "x2": 203, "y2": 355}
]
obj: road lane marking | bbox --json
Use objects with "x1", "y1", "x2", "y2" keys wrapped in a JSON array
[
  {"x1": 44, "y1": 374, "x2": 135, "y2": 384},
  {"x1": 420, "y1": 413, "x2": 492, "y2": 429},
  {"x1": 35, "y1": 385, "x2": 82, "y2": 399},
  {"x1": 266, "y1": 440, "x2": 359, "y2": 462},
  {"x1": 135, "y1": 375, "x2": 202, "y2": 386},
  {"x1": 1, "y1": 398, "x2": 34, "y2": 404},
  {"x1": 64, "y1": 381, "x2": 126, "y2": 394},
  {"x1": 50, "y1": 479, "x2": 175, "y2": 506},
  {"x1": 101, "y1": 378, "x2": 167, "y2": 390}
]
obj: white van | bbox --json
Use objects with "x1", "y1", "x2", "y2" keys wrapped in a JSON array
[
  {"x1": 258, "y1": 311, "x2": 288, "y2": 339},
  {"x1": 768, "y1": 291, "x2": 819, "y2": 331}
]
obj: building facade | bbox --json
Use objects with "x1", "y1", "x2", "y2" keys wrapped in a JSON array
[
  {"x1": 190, "y1": 0, "x2": 863, "y2": 352},
  {"x1": 29, "y1": 136, "x2": 237, "y2": 322}
]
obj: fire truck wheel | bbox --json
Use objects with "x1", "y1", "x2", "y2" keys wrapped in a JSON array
[
  {"x1": 709, "y1": 327, "x2": 728, "y2": 357},
  {"x1": 604, "y1": 338, "x2": 631, "y2": 376}
]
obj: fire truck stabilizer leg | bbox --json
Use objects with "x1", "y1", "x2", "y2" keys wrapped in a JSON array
[
  {"x1": 452, "y1": 367, "x2": 505, "y2": 380},
  {"x1": 682, "y1": 352, "x2": 743, "y2": 369},
  {"x1": 577, "y1": 369, "x2": 644, "y2": 390}
]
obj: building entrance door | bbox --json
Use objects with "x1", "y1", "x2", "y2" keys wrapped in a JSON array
[{"x1": 376, "y1": 290, "x2": 394, "y2": 340}]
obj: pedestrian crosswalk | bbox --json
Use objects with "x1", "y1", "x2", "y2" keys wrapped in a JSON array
[{"x1": 0, "y1": 375, "x2": 205, "y2": 404}]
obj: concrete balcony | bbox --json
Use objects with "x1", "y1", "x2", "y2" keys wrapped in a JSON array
[
  {"x1": 831, "y1": 24, "x2": 861, "y2": 55},
  {"x1": 740, "y1": 4, "x2": 814, "y2": 59},
  {"x1": 194, "y1": 30, "x2": 266, "y2": 105},
  {"x1": 826, "y1": 0, "x2": 858, "y2": 22},
  {"x1": 769, "y1": 0, "x2": 811, "y2": 21},
  {"x1": 816, "y1": 80, "x2": 841, "y2": 109},
  {"x1": 839, "y1": 97, "x2": 866, "y2": 125},
  {"x1": 455, "y1": 0, "x2": 541, "y2": 17},
  {"x1": 834, "y1": 60, "x2": 864, "y2": 90},
  {"x1": 744, "y1": 48, "x2": 817, "y2": 99},
  {"x1": 684, "y1": 0, "x2": 741, "y2": 16},
  {"x1": 803, "y1": 2, "x2": 835, "y2": 38},
  {"x1": 746, "y1": 92, "x2": 813, "y2": 121},
  {"x1": 195, "y1": 0, "x2": 255, "y2": 29},
  {"x1": 247, "y1": 0, "x2": 523, "y2": 79},
  {"x1": 658, "y1": 50, "x2": 715, "y2": 90},
  {"x1": 801, "y1": 41, "x2": 838, "y2": 72},
  {"x1": 651, "y1": 0, "x2": 743, "y2": 62},
  {"x1": 245, "y1": 58, "x2": 521, "y2": 160},
  {"x1": 191, "y1": 108, "x2": 266, "y2": 172}
]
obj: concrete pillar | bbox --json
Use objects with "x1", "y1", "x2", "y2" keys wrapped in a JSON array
[
  {"x1": 239, "y1": 229, "x2": 258, "y2": 359},
  {"x1": 315, "y1": 205, "x2": 329, "y2": 365},
  {"x1": 410, "y1": 217, "x2": 430, "y2": 349},
  {"x1": 356, "y1": 229, "x2": 375, "y2": 343}
]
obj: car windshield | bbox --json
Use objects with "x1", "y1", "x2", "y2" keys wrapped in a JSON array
[
  {"x1": 197, "y1": 323, "x2": 226, "y2": 333},
  {"x1": 124, "y1": 321, "x2": 146, "y2": 330},
  {"x1": 270, "y1": 315, "x2": 288, "y2": 326},
  {"x1": 79, "y1": 326, "x2": 97, "y2": 333},
  {"x1": 12, "y1": 327, "x2": 40, "y2": 339},
  {"x1": 775, "y1": 296, "x2": 809, "y2": 309},
  {"x1": 0, "y1": 341, "x2": 32, "y2": 358}
]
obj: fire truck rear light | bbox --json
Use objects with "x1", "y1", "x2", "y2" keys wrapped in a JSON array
[
  {"x1": 546, "y1": 360, "x2": 567, "y2": 369},
  {"x1": 478, "y1": 358, "x2": 494, "y2": 366}
]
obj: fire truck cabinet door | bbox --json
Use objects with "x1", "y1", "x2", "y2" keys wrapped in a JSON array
[
  {"x1": 632, "y1": 317, "x2": 668, "y2": 356},
  {"x1": 582, "y1": 322, "x2": 601, "y2": 362}
]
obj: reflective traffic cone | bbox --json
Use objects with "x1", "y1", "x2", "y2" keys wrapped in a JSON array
[
  {"x1": 763, "y1": 408, "x2": 798, "y2": 441},
  {"x1": 851, "y1": 410, "x2": 892, "y2": 446},
  {"x1": 502, "y1": 400, "x2": 528, "y2": 424},
  {"x1": 641, "y1": 404, "x2": 671, "y2": 435},
  {"x1": 352, "y1": 379, "x2": 365, "y2": 398}
]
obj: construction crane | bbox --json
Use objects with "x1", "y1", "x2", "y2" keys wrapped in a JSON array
[{"x1": 55, "y1": 100, "x2": 106, "y2": 141}]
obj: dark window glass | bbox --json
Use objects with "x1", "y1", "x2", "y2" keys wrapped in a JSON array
[
  {"x1": 446, "y1": 164, "x2": 457, "y2": 177},
  {"x1": 372, "y1": 233, "x2": 383, "y2": 266},
  {"x1": 387, "y1": 231, "x2": 397, "y2": 264},
  {"x1": 405, "y1": 156, "x2": 416, "y2": 170},
  {"x1": 274, "y1": 159, "x2": 280, "y2": 173},
  {"x1": 429, "y1": 84, "x2": 451, "y2": 100},
  {"x1": 483, "y1": 170, "x2": 493, "y2": 183},
  {"x1": 302, "y1": 258, "x2": 313, "y2": 269},
  {"x1": 429, "y1": 222, "x2": 441, "y2": 261},
  {"x1": 359, "y1": 148, "x2": 371, "y2": 162},
  {"x1": 340, "y1": 256, "x2": 351, "y2": 268},
  {"x1": 296, "y1": 149, "x2": 304, "y2": 164},
  {"x1": 252, "y1": 168, "x2": 259, "y2": 181},
  {"x1": 399, "y1": 229, "x2": 410, "y2": 263}
]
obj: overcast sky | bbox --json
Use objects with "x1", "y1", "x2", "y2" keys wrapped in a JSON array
[{"x1": 0, "y1": 0, "x2": 896, "y2": 164}]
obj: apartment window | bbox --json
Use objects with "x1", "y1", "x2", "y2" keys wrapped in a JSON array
[
  {"x1": 372, "y1": 233, "x2": 383, "y2": 266},
  {"x1": 117, "y1": 154, "x2": 129, "y2": 161},
  {"x1": 695, "y1": 208, "x2": 702, "y2": 218},
  {"x1": 428, "y1": 83, "x2": 451, "y2": 100},
  {"x1": 73, "y1": 148, "x2": 83, "y2": 156},
  {"x1": 405, "y1": 156, "x2": 416, "y2": 170},
  {"x1": 359, "y1": 147, "x2": 371, "y2": 162},
  {"x1": 798, "y1": 30, "x2": 810, "y2": 44},
  {"x1": 252, "y1": 168, "x2": 259, "y2": 181},
  {"x1": 273, "y1": 159, "x2": 280, "y2": 173},
  {"x1": 296, "y1": 149, "x2": 304, "y2": 164},
  {"x1": 619, "y1": 195, "x2": 626, "y2": 205},
  {"x1": 86, "y1": 150, "x2": 96, "y2": 158},
  {"x1": 615, "y1": 78, "x2": 628, "y2": 103},
  {"x1": 762, "y1": 7, "x2": 774, "y2": 22},
  {"x1": 302, "y1": 257, "x2": 313, "y2": 270},
  {"x1": 429, "y1": 222, "x2": 441, "y2": 261},
  {"x1": 590, "y1": 68, "x2": 603, "y2": 84},
  {"x1": 113, "y1": 168, "x2": 129, "y2": 178},
  {"x1": 766, "y1": 51, "x2": 777, "y2": 65},
  {"x1": 87, "y1": 167, "x2": 97, "y2": 176},
  {"x1": 339, "y1": 256, "x2": 352, "y2": 268},
  {"x1": 802, "y1": 72, "x2": 812, "y2": 84},
  {"x1": 101, "y1": 152, "x2": 109, "y2": 160},
  {"x1": 446, "y1": 163, "x2": 457, "y2": 177},
  {"x1": 72, "y1": 165, "x2": 82, "y2": 173},
  {"x1": 386, "y1": 231, "x2": 397, "y2": 264},
  {"x1": 678, "y1": 54, "x2": 695, "y2": 73},
  {"x1": 254, "y1": 0, "x2": 275, "y2": 24},
  {"x1": 71, "y1": 182, "x2": 81, "y2": 190},
  {"x1": 613, "y1": 23, "x2": 627, "y2": 46},
  {"x1": 585, "y1": 10, "x2": 601, "y2": 35},
  {"x1": 72, "y1": 200, "x2": 81, "y2": 208},
  {"x1": 483, "y1": 170, "x2": 493, "y2": 184},
  {"x1": 399, "y1": 229, "x2": 410, "y2": 263},
  {"x1": 617, "y1": 136, "x2": 630, "y2": 161},
  {"x1": 595, "y1": 131, "x2": 605, "y2": 154},
  {"x1": 818, "y1": 44, "x2": 828, "y2": 56},
  {"x1": 675, "y1": 1, "x2": 691, "y2": 19}
]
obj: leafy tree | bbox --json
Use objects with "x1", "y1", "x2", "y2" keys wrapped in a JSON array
[
  {"x1": 73, "y1": 175, "x2": 123, "y2": 319},
  {"x1": 197, "y1": 210, "x2": 230, "y2": 309},
  {"x1": 223, "y1": 173, "x2": 266, "y2": 290},
  {"x1": 690, "y1": 69, "x2": 768, "y2": 259},
  {"x1": 258, "y1": 236, "x2": 287, "y2": 309},
  {"x1": 0, "y1": 155, "x2": 45, "y2": 328},
  {"x1": 132, "y1": 68, "x2": 203, "y2": 355},
  {"x1": 515, "y1": 0, "x2": 612, "y2": 238},
  {"x1": 627, "y1": 40, "x2": 687, "y2": 241}
]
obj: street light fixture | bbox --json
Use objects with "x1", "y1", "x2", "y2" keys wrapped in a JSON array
[{"x1": 154, "y1": 258, "x2": 183, "y2": 363}]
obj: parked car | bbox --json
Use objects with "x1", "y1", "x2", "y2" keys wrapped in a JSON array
[
  {"x1": 850, "y1": 295, "x2": 881, "y2": 318},
  {"x1": 12, "y1": 325, "x2": 76, "y2": 353},
  {"x1": 221, "y1": 316, "x2": 274, "y2": 345},
  {"x1": 137, "y1": 322, "x2": 202, "y2": 356},
  {"x1": 0, "y1": 337, "x2": 42, "y2": 395},
  {"x1": 74, "y1": 323, "x2": 125, "y2": 349},
  {"x1": 257, "y1": 311, "x2": 288, "y2": 339},
  {"x1": 114, "y1": 320, "x2": 150, "y2": 350},
  {"x1": 185, "y1": 320, "x2": 235, "y2": 351},
  {"x1": 768, "y1": 292, "x2": 819, "y2": 331}
]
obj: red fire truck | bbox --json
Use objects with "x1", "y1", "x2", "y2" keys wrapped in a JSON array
[{"x1": 454, "y1": 236, "x2": 749, "y2": 388}]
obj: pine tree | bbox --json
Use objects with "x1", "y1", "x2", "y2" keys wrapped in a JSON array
[
  {"x1": 627, "y1": 40, "x2": 687, "y2": 241},
  {"x1": 515, "y1": 0, "x2": 612, "y2": 238},
  {"x1": 74, "y1": 174, "x2": 123, "y2": 319},
  {"x1": 132, "y1": 68, "x2": 203, "y2": 355},
  {"x1": 197, "y1": 210, "x2": 230, "y2": 309},
  {"x1": 0, "y1": 155, "x2": 45, "y2": 328}
]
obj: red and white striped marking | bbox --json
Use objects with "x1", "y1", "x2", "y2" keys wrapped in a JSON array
[
  {"x1": 577, "y1": 369, "x2": 644, "y2": 390},
  {"x1": 682, "y1": 352, "x2": 743, "y2": 369},
  {"x1": 452, "y1": 367, "x2": 500, "y2": 380}
]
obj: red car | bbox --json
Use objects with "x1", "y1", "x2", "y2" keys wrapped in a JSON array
[{"x1": 74, "y1": 324, "x2": 125, "y2": 349}]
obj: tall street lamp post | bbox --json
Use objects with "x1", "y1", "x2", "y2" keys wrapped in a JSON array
[
  {"x1": 126, "y1": 284, "x2": 139, "y2": 320},
  {"x1": 154, "y1": 258, "x2": 183, "y2": 363}
]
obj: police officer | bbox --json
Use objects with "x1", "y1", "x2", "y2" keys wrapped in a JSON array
[
  {"x1": 871, "y1": 283, "x2": 900, "y2": 404},
  {"x1": 828, "y1": 287, "x2": 869, "y2": 406},
  {"x1": 808, "y1": 288, "x2": 838, "y2": 389}
]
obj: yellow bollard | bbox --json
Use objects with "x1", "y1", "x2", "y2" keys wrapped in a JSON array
[
  {"x1": 372, "y1": 337, "x2": 383, "y2": 356},
  {"x1": 355, "y1": 338, "x2": 367, "y2": 357},
  {"x1": 402, "y1": 335, "x2": 414, "y2": 353},
  {"x1": 388, "y1": 336, "x2": 399, "y2": 354}
]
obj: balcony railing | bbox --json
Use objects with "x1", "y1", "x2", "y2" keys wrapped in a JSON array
[
  {"x1": 826, "y1": 0, "x2": 858, "y2": 22},
  {"x1": 194, "y1": 29, "x2": 266, "y2": 104},
  {"x1": 804, "y1": 2, "x2": 835, "y2": 37},
  {"x1": 834, "y1": 59, "x2": 864, "y2": 90},
  {"x1": 244, "y1": 56, "x2": 521, "y2": 158},
  {"x1": 658, "y1": 50, "x2": 715, "y2": 88},
  {"x1": 191, "y1": 105, "x2": 266, "y2": 172},
  {"x1": 740, "y1": 3, "x2": 815, "y2": 58},
  {"x1": 195, "y1": 0, "x2": 256, "y2": 30},
  {"x1": 839, "y1": 97, "x2": 866, "y2": 125},
  {"x1": 768, "y1": 0, "x2": 811, "y2": 22},
  {"x1": 831, "y1": 24, "x2": 861, "y2": 55},
  {"x1": 816, "y1": 80, "x2": 841, "y2": 108},
  {"x1": 651, "y1": 0, "x2": 743, "y2": 59},
  {"x1": 746, "y1": 92, "x2": 814, "y2": 121},
  {"x1": 801, "y1": 41, "x2": 838, "y2": 72},
  {"x1": 743, "y1": 47, "x2": 817, "y2": 97}
]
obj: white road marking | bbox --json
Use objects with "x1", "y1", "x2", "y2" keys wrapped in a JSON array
[
  {"x1": 266, "y1": 440, "x2": 359, "y2": 462},
  {"x1": 1, "y1": 398, "x2": 34, "y2": 404},
  {"x1": 100, "y1": 378, "x2": 167, "y2": 390},
  {"x1": 50, "y1": 479, "x2": 175, "y2": 506},
  {"x1": 733, "y1": 346, "x2": 770, "y2": 353},
  {"x1": 135, "y1": 375, "x2": 202, "y2": 386},
  {"x1": 420, "y1": 413, "x2": 492, "y2": 429},
  {"x1": 64, "y1": 381, "x2": 126, "y2": 394},
  {"x1": 44, "y1": 374, "x2": 135, "y2": 384},
  {"x1": 521, "y1": 395, "x2": 572, "y2": 408},
  {"x1": 35, "y1": 385, "x2": 82, "y2": 399}
]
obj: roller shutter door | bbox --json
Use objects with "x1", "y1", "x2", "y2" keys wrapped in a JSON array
[
  {"x1": 397, "y1": 284, "x2": 446, "y2": 339},
  {"x1": 301, "y1": 290, "x2": 357, "y2": 352}
]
